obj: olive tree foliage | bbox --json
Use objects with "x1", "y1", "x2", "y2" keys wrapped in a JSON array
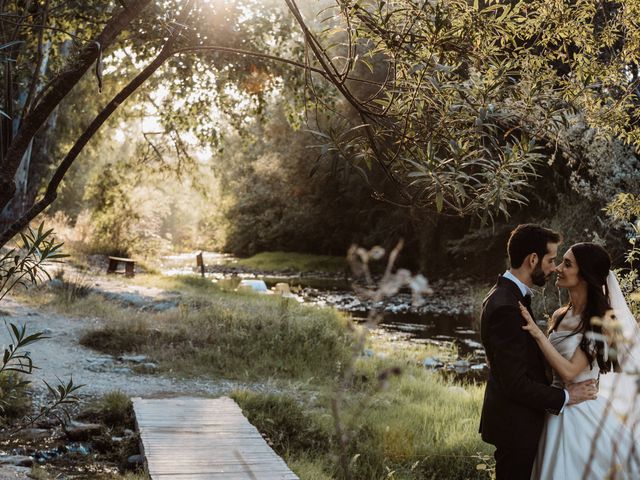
[
  {"x1": 288, "y1": 0, "x2": 640, "y2": 221},
  {"x1": 606, "y1": 193, "x2": 640, "y2": 317}
]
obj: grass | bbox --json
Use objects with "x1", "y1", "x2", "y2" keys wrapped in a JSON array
[
  {"x1": 236, "y1": 251, "x2": 347, "y2": 274},
  {"x1": 82, "y1": 390, "x2": 135, "y2": 431},
  {"x1": 16, "y1": 269, "x2": 493, "y2": 479},
  {"x1": 233, "y1": 364, "x2": 492, "y2": 480},
  {"x1": 72, "y1": 280, "x2": 352, "y2": 381}
]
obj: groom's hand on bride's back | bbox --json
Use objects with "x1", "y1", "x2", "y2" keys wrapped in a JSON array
[{"x1": 566, "y1": 379, "x2": 598, "y2": 405}]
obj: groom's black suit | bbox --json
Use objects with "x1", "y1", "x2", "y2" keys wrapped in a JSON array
[{"x1": 479, "y1": 276, "x2": 565, "y2": 479}]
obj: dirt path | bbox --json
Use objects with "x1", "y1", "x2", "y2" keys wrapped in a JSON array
[{"x1": 0, "y1": 278, "x2": 275, "y2": 401}]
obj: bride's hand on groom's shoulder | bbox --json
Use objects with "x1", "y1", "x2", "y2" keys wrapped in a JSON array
[{"x1": 519, "y1": 302, "x2": 545, "y2": 340}]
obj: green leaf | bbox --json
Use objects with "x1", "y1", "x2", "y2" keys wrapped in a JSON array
[{"x1": 435, "y1": 191, "x2": 444, "y2": 213}]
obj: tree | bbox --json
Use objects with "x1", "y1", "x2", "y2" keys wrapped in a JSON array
[
  {"x1": 2, "y1": 0, "x2": 639, "y2": 249},
  {"x1": 0, "y1": 0, "x2": 307, "y2": 247},
  {"x1": 286, "y1": 0, "x2": 640, "y2": 220}
]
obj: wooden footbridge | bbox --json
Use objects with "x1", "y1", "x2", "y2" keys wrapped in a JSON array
[{"x1": 133, "y1": 396, "x2": 299, "y2": 479}]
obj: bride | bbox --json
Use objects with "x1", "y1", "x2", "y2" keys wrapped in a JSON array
[{"x1": 519, "y1": 242, "x2": 640, "y2": 479}]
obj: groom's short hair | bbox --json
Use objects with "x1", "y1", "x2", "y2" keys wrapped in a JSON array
[{"x1": 508, "y1": 224, "x2": 562, "y2": 268}]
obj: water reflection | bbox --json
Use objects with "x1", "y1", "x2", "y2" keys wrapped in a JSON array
[{"x1": 352, "y1": 310, "x2": 488, "y2": 381}]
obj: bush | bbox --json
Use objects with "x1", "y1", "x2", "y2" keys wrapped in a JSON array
[{"x1": 93, "y1": 391, "x2": 135, "y2": 430}]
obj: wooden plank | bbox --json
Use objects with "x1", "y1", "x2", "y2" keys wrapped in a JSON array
[{"x1": 133, "y1": 396, "x2": 300, "y2": 480}]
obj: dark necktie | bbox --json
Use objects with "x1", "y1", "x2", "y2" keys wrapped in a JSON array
[{"x1": 522, "y1": 294, "x2": 532, "y2": 308}]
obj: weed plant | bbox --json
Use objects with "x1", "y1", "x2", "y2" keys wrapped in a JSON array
[
  {"x1": 0, "y1": 372, "x2": 31, "y2": 422},
  {"x1": 83, "y1": 390, "x2": 135, "y2": 431}
]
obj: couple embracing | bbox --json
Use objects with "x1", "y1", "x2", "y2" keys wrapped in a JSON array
[{"x1": 480, "y1": 224, "x2": 640, "y2": 479}]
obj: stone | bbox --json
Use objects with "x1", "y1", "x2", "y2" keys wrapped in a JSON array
[
  {"x1": 0, "y1": 464, "x2": 30, "y2": 479},
  {"x1": 65, "y1": 421, "x2": 104, "y2": 441},
  {"x1": 14, "y1": 428, "x2": 50, "y2": 442},
  {"x1": 118, "y1": 354, "x2": 147, "y2": 363},
  {"x1": 0, "y1": 455, "x2": 33, "y2": 467},
  {"x1": 127, "y1": 454, "x2": 144, "y2": 466},
  {"x1": 133, "y1": 362, "x2": 158, "y2": 374},
  {"x1": 452, "y1": 359, "x2": 471, "y2": 373},
  {"x1": 112, "y1": 366, "x2": 132, "y2": 374},
  {"x1": 66, "y1": 443, "x2": 90, "y2": 456},
  {"x1": 422, "y1": 357, "x2": 444, "y2": 369}
]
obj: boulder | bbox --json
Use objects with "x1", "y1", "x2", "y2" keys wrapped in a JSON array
[
  {"x1": 65, "y1": 421, "x2": 104, "y2": 441},
  {"x1": 0, "y1": 455, "x2": 33, "y2": 467},
  {"x1": 127, "y1": 454, "x2": 144, "y2": 466}
]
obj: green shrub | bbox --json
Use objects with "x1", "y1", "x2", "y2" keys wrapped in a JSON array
[{"x1": 94, "y1": 391, "x2": 135, "y2": 429}]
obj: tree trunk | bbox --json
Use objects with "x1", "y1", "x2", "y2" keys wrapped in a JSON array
[
  {"x1": 0, "y1": 0, "x2": 152, "y2": 214},
  {"x1": 0, "y1": 1, "x2": 193, "y2": 248}
]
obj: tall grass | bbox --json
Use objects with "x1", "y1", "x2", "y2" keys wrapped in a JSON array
[
  {"x1": 79, "y1": 290, "x2": 352, "y2": 381},
  {"x1": 22, "y1": 271, "x2": 493, "y2": 478},
  {"x1": 233, "y1": 365, "x2": 492, "y2": 480}
]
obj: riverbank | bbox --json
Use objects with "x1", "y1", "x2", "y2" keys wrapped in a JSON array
[{"x1": 4, "y1": 265, "x2": 494, "y2": 479}]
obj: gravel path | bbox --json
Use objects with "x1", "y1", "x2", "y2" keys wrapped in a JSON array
[{"x1": 0, "y1": 279, "x2": 274, "y2": 400}]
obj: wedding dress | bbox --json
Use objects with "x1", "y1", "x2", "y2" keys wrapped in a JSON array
[{"x1": 531, "y1": 313, "x2": 640, "y2": 479}]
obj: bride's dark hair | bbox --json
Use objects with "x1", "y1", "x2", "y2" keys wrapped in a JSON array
[{"x1": 551, "y1": 242, "x2": 617, "y2": 373}]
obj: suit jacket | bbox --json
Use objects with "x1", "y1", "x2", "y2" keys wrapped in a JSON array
[{"x1": 479, "y1": 275, "x2": 565, "y2": 450}]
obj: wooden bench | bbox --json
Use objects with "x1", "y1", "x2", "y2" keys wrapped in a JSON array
[{"x1": 107, "y1": 256, "x2": 135, "y2": 277}]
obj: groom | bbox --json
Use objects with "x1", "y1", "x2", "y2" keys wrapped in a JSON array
[{"x1": 479, "y1": 224, "x2": 597, "y2": 479}]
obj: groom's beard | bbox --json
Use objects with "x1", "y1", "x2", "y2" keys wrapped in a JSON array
[{"x1": 532, "y1": 265, "x2": 550, "y2": 287}]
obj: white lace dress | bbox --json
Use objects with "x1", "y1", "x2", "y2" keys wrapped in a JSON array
[{"x1": 532, "y1": 323, "x2": 640, "y2": 479}]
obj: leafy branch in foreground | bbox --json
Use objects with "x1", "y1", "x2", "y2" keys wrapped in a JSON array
[
  {"x1": 0, "y1": 222, "x2": 67, "y2": 303},
  {"x1": 605, "y1": 193, "x2": 640, "y2": 317},
  {"x1": 0, "y1": 320, "x2": 84, "y2": 433},
  {"x1": 0, "y1": 322, "x2": 49, "y2": 377},
  {"x1": 10, "y1": 377, "x2": 85, "y2": 437},
  {"x1": 0, "y1": 222, "x2": 81, "y2": 429}
]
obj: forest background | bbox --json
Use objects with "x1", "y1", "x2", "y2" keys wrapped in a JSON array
[{"x1": 1, "y1": 0, "x2": 639, "y2": 279}]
